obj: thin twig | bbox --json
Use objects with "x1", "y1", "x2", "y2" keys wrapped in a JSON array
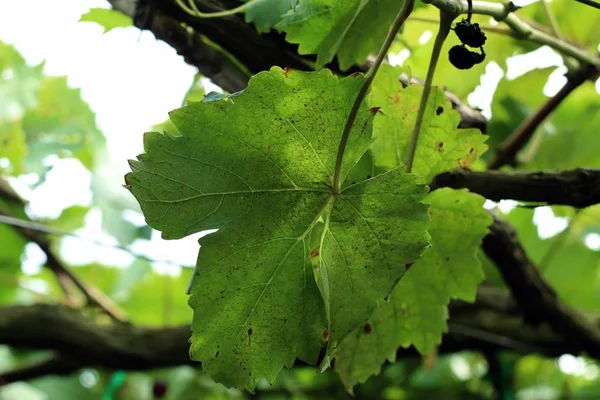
[
  {"x1": 576, "y1": 0, "x2": 600, "y2": 10},
  {"x1": 409, "y1": 15, "x2": 512, "y2": 36},
  {"x1": 0, "y1": 184, "x2": 128, "y2": 321},
  {"x1": 405, "y1": 11, "x2": 454, "y2": 173},
  {"x1": 175, "y1": 0, "x2": 259, "y2": 18},
  {"x1": 487, "y1": 65, "x2": 594, "y2": 170},
  {"x1": 332, "y1": 0, "x2": 415, "y2": 193},
  {"x1": 0, "y1": 215, "x2": 188, "y2": 268},
  {"x1": 5, "y1": 211, "x2": 128, "y2": 322}
]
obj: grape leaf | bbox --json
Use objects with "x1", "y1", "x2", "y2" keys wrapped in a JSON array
[
  {"x1": 79, "y1": 8, "x2": 133, "y2": 33},
  {"x1": 335, "y1": 188, "x2": 491, "y2": 389},
  {"x1": 243, "y1": 0, "x2": 295, "y2": 33},
  {"x1": 368, "y1": 65, "x2": 488, "y2": 180},
  {"x1": 126, "y1": 68, "x2": 430, "y2": 389},
  {"x1": 278, "y1": 0, "x2": 401, "y2": 70},
  {"x1": 22, "y1": 76, "x2": 107, "y2": 176},
  {"x1": 0, "y1": 41, "x2": 44, "y2": 121}
]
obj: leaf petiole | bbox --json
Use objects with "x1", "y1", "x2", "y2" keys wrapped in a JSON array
[
  {"x1": 405, "y1": 11, "x2": 454, "y2": 174},
  {"x1": 332, "y1": 0, "x2": 415, "y2": 194}
]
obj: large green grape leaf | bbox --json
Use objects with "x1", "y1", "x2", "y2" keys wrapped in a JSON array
[
  {"x1": 243, "y1": 0, "x2": 295, "y2": 33},
  {"x1": 278, "y1": 0, "x2": 401, "y2": 70},
  {"x1": 368, "y1": 65, "x2": 487, "y2": 180},
  {"x1": 79, "y1": 8, "x2": 133, "y2": 33},
  {"x1": 335, "y1": 188, "x2": 491, "y2": 389},
  {"x1": 126, "y1": 68, "x2": 430, "y2": 389},
  {"x1": 22, "y1": 76, "x2": 107, "y2": 175}
]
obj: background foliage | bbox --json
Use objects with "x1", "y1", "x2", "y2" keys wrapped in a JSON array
[{"x1": 1, "y1": 0, "x2": 600, "y2": 398}]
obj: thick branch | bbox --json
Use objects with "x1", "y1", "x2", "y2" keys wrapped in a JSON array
[
  {"x1": 0, "y1": 287, "x2": 597, "y2": 383},
  {"x1": 0, "y1": 357, "x2": 82, "y2": 386},
  {"x1": 482, "y1": 215, "x2": 600, "y2": 358},
  {"x1": 431, "y1": 168, "x2": 600, "y2": 208},
  {"x1": 0, "y1": 305, "x2": 191, "y2": 370}
]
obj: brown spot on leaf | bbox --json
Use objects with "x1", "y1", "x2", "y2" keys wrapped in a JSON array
[
  {"x1": 436, "y1": 106, "x2": 444, "y2": 115},
  {"x1": 266, "y1": 145, "x2": 271, "y2": 151},
  {"x1": 469, "y1": 147, "x2": 474, "y2": 154},
  {"x1": 248, "y1": 328, "x2": 253, "y2": 336},
  {"x1": 310, "y1": 248, "x2": 320, "y2": 259},
  {"x1": 350, "y1": 72, "x2": 362, "y2": 78},
  {"x1": 401, "y1": 308, "x2": 407, "y2": 316},
  {"x1": 438, "y1": 142, "x2": 444, "y2": 152},
  {"x1": 363, "y1": 323, "x2": 372, "y2": 334},
  {"x1": 369, "y1": 106, "x2": 381, "y2": 115},
  {"x1": 458, "y1": 159, "x2": 471, "y2": 168},
  {"x1": 283, "y1": 67, "x2": 295, "y2": 77},
  {"x1": 390, "y1": 93, "x2": 400, "y2": 104},
  {"x1": 323, "y1": 329, "x2": 329, "y2": 341}
]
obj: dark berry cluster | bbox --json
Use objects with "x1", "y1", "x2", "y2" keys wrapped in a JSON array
[{"x1": 449, "y1": 19, "x2": 487, "y2": 70}]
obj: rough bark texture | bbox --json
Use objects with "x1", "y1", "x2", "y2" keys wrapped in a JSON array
[{"x1": 431, "y1": 168, "x2": 600, "y2": 208}]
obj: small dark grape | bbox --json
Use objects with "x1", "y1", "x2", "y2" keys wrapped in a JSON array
[
  {"x1": 454, "y1": 20, "x2": 487, "y2": 48},
  {"x1": 152, "y1": 380, "x2": 168, "y2": 398}
]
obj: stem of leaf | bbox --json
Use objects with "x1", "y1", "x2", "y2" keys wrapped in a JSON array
[
  {"x1": 332, "y1": 0, "x2": 415, "y2": 194},
  {"x1": 175, "y1": 0, "x2": 258, "y2": 18},
  {"x1": 405, "y1": 11, "x2": 454, "y2": 174}
]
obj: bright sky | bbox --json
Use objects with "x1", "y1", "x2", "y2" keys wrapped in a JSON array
[{"x1": 0, "y1": 0, "x2": 587, "y2": 276}]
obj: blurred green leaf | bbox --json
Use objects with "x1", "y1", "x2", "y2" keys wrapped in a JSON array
[
  {"x1": 243, "y1": 0, "x2": 295, "y2": 33},
  {"x1": 22, "y1": 76, "x2": 107, "y2": 175},
  {"x1": 0, "y1": 120, "x2": 27, "y2": 175},
  {"x1": 79, "y1": 8, "x2": 133, "y2": 33},
  {"x1": 0, "y1": 41, "x2": 44, "y2": 122}
]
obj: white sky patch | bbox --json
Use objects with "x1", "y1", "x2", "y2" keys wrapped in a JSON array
[
  {"x1": 450, "y1": 355, "x2": 472, "y2": 381},
  {"x1": 585, "y1": 233, "x2": 600, "y2": 251},
  {"x1": 544, "y1": 65, "x2": 568, "y2": 96},
  {"x1": 533, "y1": 207, "x2": 569, "y2": 239},
  {"x1": 418, "y1": 30, "x2": 433, "y2": 45},
  {"x1": 468, "y1": 61, "x2": 504, "y2": 119},
  {"x1": 506, "y1": 46, "x2": 563, "y2": 80},
  {"x1": 58, "y1": 208, "x2": 135, "y2": 267},
  {"x1": 25, "y1": 158, "x2": 92, "y2": 219},
  {"x1": 497, "y1": 200, "x2": 519, "y2": 214},
  {"x1": 388, "y1": 49, "x2": 411, "y2": 67},
  {"x1": 21, "y1": 243, "x2": 46, "y2": 275}
]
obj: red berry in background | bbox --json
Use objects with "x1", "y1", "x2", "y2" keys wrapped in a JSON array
[{"x1": 152, "y1": 380, "x2": 168, "y2": 398}]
